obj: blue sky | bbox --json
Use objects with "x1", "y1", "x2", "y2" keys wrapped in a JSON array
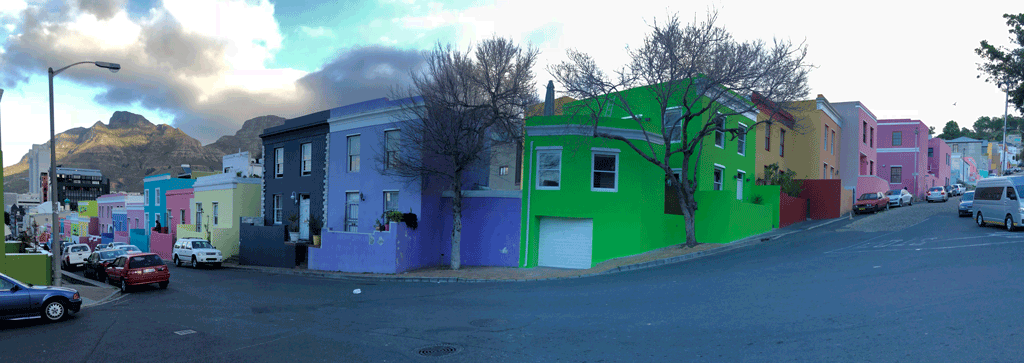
[{"x1": 1, "y1": 0, "x2": 1022, "y2": 168}]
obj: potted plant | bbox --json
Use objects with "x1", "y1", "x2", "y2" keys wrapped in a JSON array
[
  {"x1": 308, "y1": 216, "x2": 322, "y2": 247},
  {"x1": 385, "y1": 210, "x2": 403, "y2": 231},
  {"x1": 287, "y1": 213, "x2": 300, "y2": 241}
]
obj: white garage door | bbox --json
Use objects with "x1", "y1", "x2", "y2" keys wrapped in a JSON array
[{"x1": 537, "y1": 217, "x2": 593, "y2": 269}]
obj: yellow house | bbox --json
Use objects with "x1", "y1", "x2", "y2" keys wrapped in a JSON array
[
  {"x1": 782, "y1": 95, "x2": 843, "y2": 180},
  {"x1": 176, "y1": 173, "x2": 261, "y2": 258},
  {"x1": 755, "y1": 100, "x2": 797, "y2": 181}
]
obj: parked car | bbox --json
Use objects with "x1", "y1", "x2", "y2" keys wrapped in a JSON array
[
  {"x1": 108, "y1": 242, "x2": 127, "y2": 248},
  {"x1": 105, "y1": 253, "x2": 170, "y2": 292},
  {"x1": 854, "y1": 192, "x2": 890, "y2": 214},
  {"x1": 61, "y1": 244, "x2": 92, "y2": 270},
  {"x1": 114, "y1": 245, "x2": 143, "y2": 254},
  {"x1": 926, "y1": 186, "x2": 949, "y2": 203},
  {"x1": 958, "y1": 191, "x2": 975, "y2": 217},
  {"x1": 95, "y1": 243, "x2": 109, "y2": 250},
  {"x1": 83, "y1": 249, "x2": 129, "y2": 281},
  {"x1": 0, "y1": 272, "x2": 82, "y2": 322},
  {"x1": 173, "y1": 238, "x2": 223, "y2": 268},
  {"x1": 974, "y1": 176, "x2": 1024, "y2": 231},
  {"x1": 951, "y1": 184, "x2": 965, "y2": 196},
  {"x1": 886, "y1": 189, "x2": 913, "y2": 207}
]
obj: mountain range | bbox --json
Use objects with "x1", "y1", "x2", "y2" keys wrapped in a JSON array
[{"x1": 2, "y1": 111, "x2": 286, "y2": 194}]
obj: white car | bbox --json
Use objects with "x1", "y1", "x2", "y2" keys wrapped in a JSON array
[
  {"x1": 61, "y1": 244, "x2": 92, "y2": 270},
  {"x1": 926, "y1": 186, "x2": 949, "y2": 202},
  {"x1": 950, "y1": 184, "x2": 965, "y2": 196},
  {"x1": 173, "y1": 238, "x2": 223, "y2": 268},
  {"x1": 886, "y1": 189, "x2": 914, "y2": 207}
]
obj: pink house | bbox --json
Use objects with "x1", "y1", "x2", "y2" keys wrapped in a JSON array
[
  {"x1": 835, "y1": 101, "x2": 887, "y2": 199},
  {"x1": 127, "y1": 199, "x2": 145, "y2": 231},
  {"x1": 877, "y1": 119, "x2": 930, "y2": 199},
  {"x1": 97, "y1": 193, "x2": 127, "y2": 235},
  {"x1": 927, "y1": 138, "x2": 952, "y2": 189},
  {"x1": 166, "y1": 188, "x2": 194, "y2": 240}
]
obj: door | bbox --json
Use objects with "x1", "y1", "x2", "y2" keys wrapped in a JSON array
[
  {"x1": 1004, "y1": 186, "x2": 1018, "y2": 223},
  {"x1": 736, "y1": 172, "x2": 745, "y2": 200},
  {"x1": 537, "y1": 217, "x2": 593, "y2": 269},
  {"x1": 299, "y1": 195, "x2": 310, "y2": 240}
]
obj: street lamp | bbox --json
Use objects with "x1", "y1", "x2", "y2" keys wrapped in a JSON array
[
  {"x1": 1001, "y1": 81, "x2": 1011, "y2": 176},
  {"x1": 49, "y1": 61, "x2": 120, "y2": 286}
]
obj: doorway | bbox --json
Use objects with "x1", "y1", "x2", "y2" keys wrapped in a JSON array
[{"x1": 299, "y1": 195, "x2": 310, "y2": 240}]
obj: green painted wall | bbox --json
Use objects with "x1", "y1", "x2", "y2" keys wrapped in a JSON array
[
  {"x1": 5, "y1": 242, "x2": 19, "y2": 254},
  {"x1": 192, "y1": 183, "x2": 261, "y2": 258},
  {"x1": 0, "y1": 253, "x2": 52, "y2": 286},
  {"x1": 749, "y1": 185, "x2": 781, "y2": 229},
  {"x1": 78, "y1": 201, "x2": 98, "y2": 217},
  {"x1": 521, "y1": 83, "x2": 770, "y2": 268}
]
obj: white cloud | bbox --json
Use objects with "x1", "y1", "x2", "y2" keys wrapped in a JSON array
[
  {"x1": 0, "y1": 0, "x2": 27, "y2": 15},
  {"x1": 299, "y1": 25, "x2": 334, "y2": 38},
  {"x1": 379, "y1": 36, "x2": 398, "y2": 45}
]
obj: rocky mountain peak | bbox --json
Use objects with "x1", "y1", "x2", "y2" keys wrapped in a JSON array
[{"x1": 107, "y1": 111, "x2": 154, "y2": 129}]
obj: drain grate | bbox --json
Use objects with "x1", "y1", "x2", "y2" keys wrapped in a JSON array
[{"x1": 416, "y1": 344, "x2": 461, "y2": 357}]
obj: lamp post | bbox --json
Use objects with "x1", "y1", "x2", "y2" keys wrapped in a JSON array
[
  {"x1": 1001, "y1": 81, "x2": 1011, "y2": 176},
  {"x1": 49, "y1": 61, "x2": 120, "y2": 286}
]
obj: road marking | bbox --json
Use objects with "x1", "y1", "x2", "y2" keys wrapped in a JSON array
[
  {"x1": 826, "y1": 239, "x2": 1024, "y2": 253},
  {"x1": 174, "y1": 330, "x2": 197, "y2": 336},
  {"x1": 873, "y1": 239, "x2": 903, "y2": 248}
]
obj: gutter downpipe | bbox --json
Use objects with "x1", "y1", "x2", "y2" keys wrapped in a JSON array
[{"x1": 524, "y1": 141, "x2": 534, "y2": 267}]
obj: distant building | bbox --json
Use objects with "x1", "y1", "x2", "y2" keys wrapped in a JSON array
[
  {"x1": 27, "y1": 144, "x2": 50, "y2": 197},
  {"x1": 221, "y1": 151, "x2": 263, "y2": 178},
  {"x1": 52, "y1": 167, "x2": 111, "y2": 207}
]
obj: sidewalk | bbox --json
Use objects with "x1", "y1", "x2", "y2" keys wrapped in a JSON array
[
  {"x1": 223, "y1": 216, "x2": 849, "y2": 283},
  {"x1": 61, "y1": 271, "x2": 119, "y2": 307}
]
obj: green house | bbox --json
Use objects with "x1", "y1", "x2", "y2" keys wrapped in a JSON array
[{"x1": 520, "y1": 83, "x2": 778, "y2": 269}]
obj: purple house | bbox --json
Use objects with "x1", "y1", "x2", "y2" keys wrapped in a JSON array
[
  {"x1": 927, "y1": 138, "x2": 952, "y2": 188},
  {"x1": 834, "y1": 101, "x2": 887, "y2": 198},
  {"x1": 312, "y1": 97, "x2": 521, "y2": 273},
  {"x1": 877, "y1": 119, "x2": 930, "y2": 198}
]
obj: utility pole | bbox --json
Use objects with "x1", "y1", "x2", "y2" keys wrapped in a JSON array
[{"x1": 1002, "y1": 82, "x2": 1010, "y2": 176}]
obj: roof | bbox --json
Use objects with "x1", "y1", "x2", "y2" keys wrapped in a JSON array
[
  {"x1": 260, "y1": 110, "x2": 331, "y2": 138},
  {"x1": 947, "y1": 136, "x2": 983, "y2": 143},
  {"x1": 55, "y1": 167, "x2": 102, "y2": 177}
]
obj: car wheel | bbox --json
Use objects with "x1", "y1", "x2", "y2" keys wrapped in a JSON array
[
  {"x1": 106, "y1": 276, "x2": 113, "y2": 285},
  {"x1": 159, "y1": 281, "x2": 169, "y2": 289},
  {"x1": 191, "y1": 256, "x2": 198, "y2": 268},
  {"x1": 41, "y1": 299, "x2": 67, "y2": 322},
  {"x1": 173, "y1": 255, "x2": 180, "y2": 267},
  {"x1": 98, "y1": 272, "x2": 106, "y2": 282},
  {"x1": 899, "y1": 200, "x2": 903, "y2": 207},
  {"x1": 977, "y1": 212, "x2": 986, "y2": 227},
  {"x1": 84, "y1": 268, "x2": 92, "y2": 279},
  {"x1": 120, "y1": 279, "x2": 129, "y2": 293},
  {"x1": 1006, "y1": 215, "x2": 1016, "y2": 232}
]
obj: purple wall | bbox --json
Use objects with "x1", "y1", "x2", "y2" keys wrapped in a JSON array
[
  {"x1": 310, "y1": 222, "x2": 433, "y2": 273},
  {"x1": 166, "y1": 188, "x2": 194, "y2": 240},
  {"x1": 436, "y1": 194, "x2": 521, "y2": 267},
  {"x1": 928, "y1": 138, "x2": 952, "y2": 187},
  {"x1": 878, "y1": 120, "x2": 929, "y2": 198}
]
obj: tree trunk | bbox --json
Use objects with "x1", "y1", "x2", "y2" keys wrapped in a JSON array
[
  {"x1": 677, "y1": 186, "x2": 699, "y2": 248},
  {"x1": 450, "y1": 175, "x2": 463, "y2": 270}
]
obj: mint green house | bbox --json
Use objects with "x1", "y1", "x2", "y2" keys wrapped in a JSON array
[{"x1": 520, "y1": 84, "x2": 778, "y2": 269}]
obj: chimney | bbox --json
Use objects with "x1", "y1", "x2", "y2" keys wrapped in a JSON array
[{"x1": 544, "y1": 80, "x2": 555, "y2": 116}]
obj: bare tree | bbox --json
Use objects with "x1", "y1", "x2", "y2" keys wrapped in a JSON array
[
  {"x1": 380, "y1": 37, "x2": 539, "y2": 270},
  {"x1": 548, "y1": 9, "x2": 812, "y2": 248}
]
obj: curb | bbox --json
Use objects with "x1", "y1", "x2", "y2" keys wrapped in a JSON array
[
  {"x1": 221, "y1": 227, "x2": 802, "y2": 283},
  {"x1": 61, "y1": 271, "x2": 120, "y2": 307}
]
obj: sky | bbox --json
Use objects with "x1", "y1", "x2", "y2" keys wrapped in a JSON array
[{"x1": 0, "y1": 0, "x2": 1022, "y2": 167}]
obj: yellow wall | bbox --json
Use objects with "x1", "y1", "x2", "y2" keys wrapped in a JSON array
[
  {"x1": 778, "y1": 100, "x2": 843, "y2": 180},
  {"x1": 755, "y1": 113, "x2": 796, "y2": 180},
  {"x1": 186, "y1": 182, "x2": 261, "y2": 259}
]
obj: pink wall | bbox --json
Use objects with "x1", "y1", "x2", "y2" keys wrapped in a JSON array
[
  {"x1": 857, "y1": 175, "x2": 891, "y2": 195},
  {"x1": 928, "y1": 138, "x2": 952, "y2": 187},
  {"x1": 878, "y1": 120, "x2": 929, "y2": 198},
  {"x1": 150, "y1": 231, "x2": 175, "y2": 260},
  {"x1": 97, "y1": 193, "x2": 126, "y2": 234},
  {"x1": 128, "y1": 202, "x2": 144, "y2": 231},
  {"x1": 851, "y1": 105, "x2": 881, "y2": 194},
  {"x1": 166, "y1": 188, "x2": 194, "y2": 241}
]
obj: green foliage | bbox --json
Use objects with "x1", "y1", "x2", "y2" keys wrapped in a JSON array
[
  {"x1": 756, "y1": 163, "x2": 803, "y2": 198},
  {"x1": 976, "y1": 13, "x2": 1024, "y2": 114},
  {"x1": 752, "y1": 195, "x2": 764, "y2": 205},
  {"x1": 308, "y1": 216, "x2": 322, "y2": 236},
  {"x1": 386, "y1": 210, "x2": 404, "y2": 222},
  {"x1": 287, "y1": 213, "x2": 300, "y2": 232},
  {"x1": 938, "y1": 120, "x2": 964, "y2": 140}
]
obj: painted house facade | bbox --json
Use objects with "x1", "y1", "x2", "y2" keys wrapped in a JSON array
[
  {"x1": 177, "y1": 173, "x2": 261, "y2": 258},
  {"x1": 927, "y1": 138, "x2": 952, "y2": 188},
  {"x1": 877, "y1": 119, "x2": 930, "y2": 198},
  {"x1": 520, "y1": 83, "x2": 775, "y2": 269},
  {"x1": 834, "y1": 101, "x2": 887, "y2": 198},
  {"x1": 754, "y1": 97, "x2": 797, "y2": 180},
  {"x1": 259, "y1": 110, "x2": 330, "y2": 240},
  {"x1": 165, "y1": 188, "x2": 194, "y2": 240},
  {"x1": 946, "y1": 136, "x2": 987, "y2": 184},
  {"x1": 97, "y1": 193, "x2": 126, "y2": 235},
  {"x1": 142, "y1": 170, "x2": 214, "y2": 235}
]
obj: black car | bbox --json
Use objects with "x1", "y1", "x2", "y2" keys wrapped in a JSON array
[
  {"x1": 0, "y1": 272, "x2": 82, "y2": 322},
  {"x1": 83, "y1": 249, "x2": 128, "y2": 281}
]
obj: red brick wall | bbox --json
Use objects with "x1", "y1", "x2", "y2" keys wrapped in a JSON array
[
  {"x1": 780, "y1": 192, "x2": 808, "y2": 228},
  {"x1": 798, "y1": 179, "x2": 842, "y2": 220}
]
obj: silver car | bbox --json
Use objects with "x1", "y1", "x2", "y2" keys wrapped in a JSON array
[
  {"x1": 886, "y1": 189, "x2": 913, "y2": 207},
  {"x1": 926, "y1": 186, "x2": 949, "y2": 202}
]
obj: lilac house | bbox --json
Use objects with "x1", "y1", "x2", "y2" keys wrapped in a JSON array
[
  {"x1": 834, "y1": 101, "x2": 888, "y2": 198},
  {"x1": 927, "y1": 138, "x2": 952, "y2": 189},
  {"x1": 311, "y1": 97, "x2": 521, "y2": 273},
  {"x1": 878, "y1": 119, "x2": 930, "y2": 198}
]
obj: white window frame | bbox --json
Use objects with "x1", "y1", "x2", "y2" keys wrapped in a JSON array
[
  {"x1": 668, "y1": 168, "x2": 683, "y2": 186},
  {"x1": 275, "y1": 147, "x2": 284, "y2": 178},
  {"x1": 824, "y1": 125, "x2": 829, "y2": 151},
  {"x1": 591, "y1": 148, "x2": 620, "y2": 192},
  {"x1": 345, "y1": 191, "x2": 360, "y2": 232},
  {"x1": 155, "y1": 188, "x2": 160, "y2": 206},
  {"x1": 212, "y1": 202, "x2": 219, "y2": 225},
  {"x1": 384, "y1": 129, "x2": 400, "y2": 170},
  {"x1": 830, "y1": 129, "x2": 836, "y2": 155},
  {"x1": 301, "y1": 143, "x2": 312, "y2": 176},
  {"x1": 499, "y1": 166, "x2": 509, "y2": 176},
  {"x1": 714, "y1": 114, "x2": 725, "y2": 148},
  {"x1": 535, "y1": 146, "x2": 563, "y2": 190},
  {"x1": 144, "y1": 189, "x2": 149, "y2": 206},
  {"x1": 713, "y1": 164, "x2": 725, "y2": 191},
  {"x1": 890, "y1": 165, "x2": 903, "y2": 184},
  {"x1": 737, "y1": 122, "x2": 747, "y2": 156},
  {"x1": 383, "y1": 190, "x2": 399, "y2": 213},
  {"x1": 347, "y1": 134, "x2": 360, "y2": 172},
  {"x1": 665, "y1": 107, "x2": 683, "y2": 143},
  {"x1": 273, "y1": 195, "x2": 282, "y2": 225}
]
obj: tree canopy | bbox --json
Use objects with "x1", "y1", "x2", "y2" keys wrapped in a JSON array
[{"x1": 976, "y1": 13, "x2": 1024, "y2": 113}]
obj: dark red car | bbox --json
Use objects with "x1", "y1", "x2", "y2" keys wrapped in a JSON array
[
  {"x1": 105, "y1": 253, "x2": 170, "y2": 292},
  {"x1": 854, "y1": 192, "x2": 890, "y2": 214}
]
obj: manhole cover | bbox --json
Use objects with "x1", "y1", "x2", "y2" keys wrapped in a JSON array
[
  {"x1": 469, "y1": 319, "x2": 508, "y2": 328},
  {"x1": 416, "y1": 344, "x2": 461, "y2": 357}
]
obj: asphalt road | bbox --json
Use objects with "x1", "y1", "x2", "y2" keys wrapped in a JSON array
[{"x1": 3, "y1": 199, "x2": 1023, "y2": 362}]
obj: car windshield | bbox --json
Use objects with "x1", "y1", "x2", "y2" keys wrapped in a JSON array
[
  {"x1": 120, "y1": 246, "x2": 141, "y2": 252},
  {"x1": 70, "y1": 246, "x2": 88, "y2": 252},
  {"x1": 128, "y1": 255, "x2": 164, "y2": 268},
  {"x1": 930, "y1": 187, "x2": 943, "y2": 191},
  {"x1": 888, "y1": 190, "x2": 902, "y2": 195},
  {"x1": 100, "y1": 250, "x2": 127, "y2": 260},
  {"x1": 191, "y1": 240, "x2": 214, "y2": 249},
  {"x1": 858, "y1": 193, "x2": 879, "y2": 200},
  {"x1": 962, "y1": 192, "x2": 974, "y2": 201}
]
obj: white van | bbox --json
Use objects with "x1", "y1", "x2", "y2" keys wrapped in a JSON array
[{"x1": 973, "y1": 176, "x2": 1024, "y2": 231}]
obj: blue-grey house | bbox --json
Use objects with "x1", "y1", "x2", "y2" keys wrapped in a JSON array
[{"x1": 259, "y1": 110, "x2": 331, "y2": 240}]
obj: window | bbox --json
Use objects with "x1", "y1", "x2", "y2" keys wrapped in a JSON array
[
  {"x1": 385, "y1": 130, "x2": 400, "y2": 169},
  {"x1": 870, "y1": 161, "x2": 874, "y2": 175},
  {"x1": 167, "y1": 209, "x2": 172, "y2": 225},
  {"x1": 384, "y1": 191, "x2": 399, "y2": 212},
  {"x1": 870, "y1": 128, "x2": 875, "y2": 147},
  {"x1": 862, "y1": 121, "x2": 867, "y2": 143},
  {"x1": 155, "y1": 188, "x2": 160, "y2": 206},
  {"x1": 592, "y1": 151, "x2": 619, "y2": 192},
  {"x1": 892, "y1": 131, "x2": 902, "y2": 146},
  {"x1": 273, "y1": 195, "x2": 282, "y2": 224},
  {"x1": 499, "y1": 166, "x2": 509, "y2": 176},
  {"x1": 779, "y1": 129, "x2": 786, "y2": 157},
  {"x1": 824, "y1": 125, "x2": 829, "y2": 151},
  {"x1": 765, "y1": 124, "x2": 771, "y2": 151},
  {"x1": 668, "y1": 169, "x2": 682, "y2": 186},
  {"x1": 714, "y1": 115, "x2": 725, "y2": 148},
  {"x1": 301, "y1": 143, "x2": 312, "y2": 175},
  {"x1": 831, "y1": 130, "x2": 836, "y2": 155},
  {"x1": 348, "y1": 135, "x2": 360, "y2": 172},
  {"x1": 713, "y1": 166, "x2": 724, "y2": 191},
  {"x1": 928, "y1": 147, "x2": 934, "y2": 157},
  {"x1": 536, "y1": 149, "x2": 562, "y2": 189},
  {"x1": 947, "y1": 154, "x2": 951, "y2": 166},
  {"x1": 212, "y1": 202, "x2": 219, "y2": 225},
  {"x1": 144, "y1": 189, "x2": 149, "y2": 206},
  {"x1": 665, "y1": 108, "x2": 682, "y2": 142},
  {"x1": 737, "y1": 124, "x2": 746, "y2": 155},
  {"x1": 275, "y1": 148, "x2": 284, "y2": 177},
  {"x1": 180, "y1": 209, "x2": 186, "y2": 225},
  {"x1": 823, "y1": 163, "x2": 828, "y2": 179},
  {"x1": 195, "y1": 203, "x2": 203, "y2": 233},
  {"x1": 890, "y1": 166, "x2": 902, "y2": 183},
  {"x1": 345, "y1": 192, "x2": 359, "y2": 232},
  {"x1": 831, "y1": 166, "x2": 835, "y2": 179}
]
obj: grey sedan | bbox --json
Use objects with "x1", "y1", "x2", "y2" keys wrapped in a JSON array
[
  {"x1": 0, "y1": 272, "x2": 82, "y2": 322},
  {"x1": 886, "y1": 189, "x2": 914, "y2": 207}
]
